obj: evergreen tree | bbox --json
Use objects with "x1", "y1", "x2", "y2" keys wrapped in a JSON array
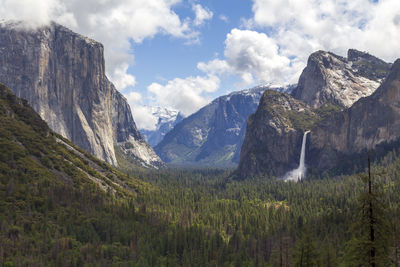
[
  {"x1": 343, "y1": 155, "x2": 391, "y2": 266},
  {"x1": 293, "y1": 226, "x2": 318, "y2": 267}
]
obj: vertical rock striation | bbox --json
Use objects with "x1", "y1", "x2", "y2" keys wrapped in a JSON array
[{"x1": 0, "y1": 21, "x2": 163, "y2": 168}]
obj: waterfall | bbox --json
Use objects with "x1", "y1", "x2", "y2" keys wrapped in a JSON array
[{"x1": 284, "y1": 131, "x2": 310, "y2": 182}]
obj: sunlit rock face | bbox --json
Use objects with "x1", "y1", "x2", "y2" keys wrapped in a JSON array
[
  {"x1": 292, "y1": 49, "x2": 391, "y2": 108},
  {"x1": 0, "y1": 21, "x2": 163, "y2": 168}
]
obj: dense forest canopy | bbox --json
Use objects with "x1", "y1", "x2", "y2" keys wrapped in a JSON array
[{"x1": 0, "y1": 82, "x2": 399, "y2": 266}]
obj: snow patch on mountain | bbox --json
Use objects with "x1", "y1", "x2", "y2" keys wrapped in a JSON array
[{"x1": 139, "y1": 106, "x2": 184, "y2": 147}]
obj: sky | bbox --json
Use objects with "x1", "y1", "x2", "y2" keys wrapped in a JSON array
[{"x1": 1, "y1": 0, "x2": 400, "y2": 130}]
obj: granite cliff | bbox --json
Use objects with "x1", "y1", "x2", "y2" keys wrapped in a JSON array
[
  {"x1": 236, "y1": 90, "x2": 320, "y2": 178},
  {"x1": 292, "y1": 49, "x2": 390, "y2": 108},
  {"x1": 308, "y1": 58, "x2": 400, "y2": 172},
  {"x1": 238, "y1": 49, "x2": 393, "y2": 179},
  {"x1": 0, "y1": 21, "x2": 163, "y2": 168}
]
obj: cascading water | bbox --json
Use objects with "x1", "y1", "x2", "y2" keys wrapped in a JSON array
[{"x1": 284, "y1": 130, "x2": 310, "y2": 182}]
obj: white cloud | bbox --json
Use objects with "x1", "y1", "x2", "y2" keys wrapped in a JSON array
[
  {"x1": 192, "y1": 4, "x2": 213, "y2": 26},
  {"x1": 111, "y1": 63, "x2": 136, "y2": 90},
  {"x1": 0, "y1": 0, "x2": 74, "y2": 28},
  {"x1": 197, "y1": 59, "x2": 231, "y2": 76},
  {"x1": 198, "y1": 29, "x2": 294, "y2": 86},
  {"x1": 147, "y1": 75, "x2": 220, "y2": 116},
  {"x1": 0, "y1": 0, "x2": 200, "y2": 92},
  {"x1": 219, "y1": 14, "x2": 229, "y2": 23},
  {"x1": 224, "y1": 29, "x2": 291, "y2": 84},
  {"x1": 249, "y1": 0, "x2": 400, "y2": 62},
  {"x1": 199, "y1": 0, "x2": 400, "y2": 88},
  {"x1": 125, "y1": 91, "x2": 159, "y2": 131}
]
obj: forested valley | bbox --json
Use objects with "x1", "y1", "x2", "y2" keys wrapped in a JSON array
[{"x1": 2, "y1": 101, "x2": 400, "y2": 267}]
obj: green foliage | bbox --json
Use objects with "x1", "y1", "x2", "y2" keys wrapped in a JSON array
[
  {"x1": 286, "y1": 110, "x2": 320, "y2": 131},
  {"x1": 293, "y1": 227, "x2": 318, "y2": 267},
  {"x1": 315, "y1": 103, "x2": 343, "y2": 119},
  {"x1": 343, "y1": 168, "x2": 391, "y2": 266},
  {"x1": 2, "y1": 83, "x2": 400, "y2": 265},
  {"x1": 286, "y1": 103, "x2": 342, "y2": 131}
]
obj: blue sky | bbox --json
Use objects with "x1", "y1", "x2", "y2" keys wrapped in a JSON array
[
  {"x1": 129, "y1": 0, "x2": 254, "y2": 101},
  {"x1": 1, "y1": 0, "x2": 400, "y2": 129}
]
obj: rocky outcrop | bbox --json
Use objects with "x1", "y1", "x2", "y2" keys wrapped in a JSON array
[
  {"x1": 155, "y1": 85, "x2": 295, "y2": 167},
  {"x1": 0, "y1": 21, "x2": 163, "y2": 168},
  {"x1": 308, "y1": 58, "x2": 400, "y2": 171},
  {"x1": 238, "y1": 56, "x2": 400, "y2": 178},
  {"x1": 236, "y1": 90, "x2": 318, "y2": 178},
  {"x1": 292, "y1": 49, "x2": 391, "y2": 108}
]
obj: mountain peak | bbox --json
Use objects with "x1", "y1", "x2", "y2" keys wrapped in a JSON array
[
  {"x1": 292, "y1": 49, "x2": 390, "y2": 108},
  {"x1": 140, "y1": 106, "x2": 184, "y2": 147}
]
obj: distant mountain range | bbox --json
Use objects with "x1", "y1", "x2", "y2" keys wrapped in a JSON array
[
  {"x1": 155, "y1": 85, "x2": 295, "y2": 167},
  {"x1": 154, "y1": 49, "x2": 393, "y2": 170},
  {"x1": 140, "y1": 106, "x2": 184, "y2": 147}
]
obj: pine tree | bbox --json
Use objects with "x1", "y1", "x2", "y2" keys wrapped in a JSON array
[
  {"x1": 343, "y1": 155, "x2": 391, "y2": 266},
  {"x1": 293, "y1": 226, "x2": 318, "y2": 267}
]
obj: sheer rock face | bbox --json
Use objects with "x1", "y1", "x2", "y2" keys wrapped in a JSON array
[
  {"x1": 237, "y1": 90, "x2": 317, "y2": 178},
  {"x1": 155, "y1": 85, "x2": 294, "y2": 167},
  {"x1": 292, "y1": 49, "x2": 391, "y2": 108},
  {"x1": 0, "y1": 21, "x2": 163, "y2": 168},
  {"x1": 238, "y1": 59, "x2": 400, "y2": 178},
  {"x1": 309, "y1": 59, "x2": 400, "y2": 170}
]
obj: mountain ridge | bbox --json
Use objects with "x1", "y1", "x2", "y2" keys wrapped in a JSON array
[{"x1": 155, "y1": 84, "x2": 295, "y2": 167}]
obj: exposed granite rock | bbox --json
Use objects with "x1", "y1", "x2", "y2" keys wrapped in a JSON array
[
  {"x1": 292, "y1": 49, "x2": 391, "y2": 108},
  {"x1": 236, "y1": 90, "x2": 318, "y2": 178},
  {"x1": 155, "y1": 85, "x2": 295, "y2": 167},
  {"x1": 238, "y1": 57, "x2": 400, "y2": 178},
  {"x1": 0, "y1": 21, "x2": 163, "y2": 168},
  {"x1": 308, "y1": 58, "x2": 400, "y2": 171}
]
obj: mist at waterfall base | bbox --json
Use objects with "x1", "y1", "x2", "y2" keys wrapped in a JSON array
[{"x1": 283, "y1": 131, "x2": 310, "y2": 182}]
